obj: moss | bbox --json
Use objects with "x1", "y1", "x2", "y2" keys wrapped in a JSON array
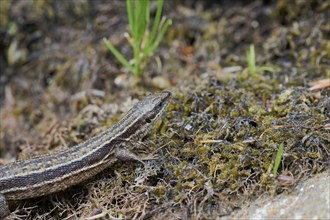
[{"x1": 146, "y1": 73, "x2": 329, "y2": 218}]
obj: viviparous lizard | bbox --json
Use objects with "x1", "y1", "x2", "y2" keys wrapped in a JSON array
[{"x1": 0, "y1": 91, "x2": 171, "y2": 218}]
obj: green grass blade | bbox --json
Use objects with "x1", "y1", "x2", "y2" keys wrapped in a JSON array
[
  {"x1": 273, "y1": 143, "x2": 284, "y2": 178},
  {"x1": 126, "y1": 0, "x2": 134, "y2": 35},
  {"x1": 248, "y1": 44, "x2": 256, "y2": 75},
  {"x1": 145, "y1": 0, "x2": 150, "y2": 33},
  {"x1": 250, "y1": 44, "x2": 256, "y2": 73},
  {"x1": 103, "y1": 38, "x2": 134, "y2": 73},
  {"x1": 129, "y1": 0, "x2": 140, "y2": 41},
  {"x1": 138, "y1": 0, "x2": 148, "y2": 39},
  {"x1": 146, "y1": 18, "x2": 171, "y2": 57},
  {"x1": 146, "y1": 0, "x2": 163, "y2": 49},
  {"x1": 134, "y1": 0, "x2": 142, "y2": 41}
]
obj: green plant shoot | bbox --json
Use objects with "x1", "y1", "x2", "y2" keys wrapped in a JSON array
[
  {"x1": 246, "y1": 44, "x2": 275, "y2": 75},
  {"x1": 273, "y1": 143, "x2": 284, "y2": 177},
  {"x1": 103, "y1": 0, "x2": 172, "y2": 76}
]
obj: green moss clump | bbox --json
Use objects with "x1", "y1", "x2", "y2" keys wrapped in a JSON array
[{"x1": 148, "y1": 75, "x2": 329, "y2": 218}]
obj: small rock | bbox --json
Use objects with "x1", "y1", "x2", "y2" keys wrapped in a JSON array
[
  {"x1": 151, "y1": 76, "x2": 171, "y2": 89},
  {"x1": 114, "y1": 73, "x2": 139, "y2": 88}
]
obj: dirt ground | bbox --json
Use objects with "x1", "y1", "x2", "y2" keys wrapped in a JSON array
[{"x1": 0, "y1": 0, "x2": 329, "y2": 219}]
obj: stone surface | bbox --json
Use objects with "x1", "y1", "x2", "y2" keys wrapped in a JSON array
[{"x1": 221, "y1": 172, "x2": 330, "y2": 220}]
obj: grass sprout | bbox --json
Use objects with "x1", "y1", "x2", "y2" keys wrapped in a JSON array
[
  {"x1": 246, "y1": 44, "x2": 275, "y2": 75},
  {"x1": 103, "y1": 0, "x2": 172, "y2": 76},
  {"x1": 273, "y1": 143, "x2": 284, "y2": 178}
]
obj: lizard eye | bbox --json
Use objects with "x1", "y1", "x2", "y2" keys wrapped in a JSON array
[{"x1": 145, "y1": 111, "x2": 157, "y2": 123}]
